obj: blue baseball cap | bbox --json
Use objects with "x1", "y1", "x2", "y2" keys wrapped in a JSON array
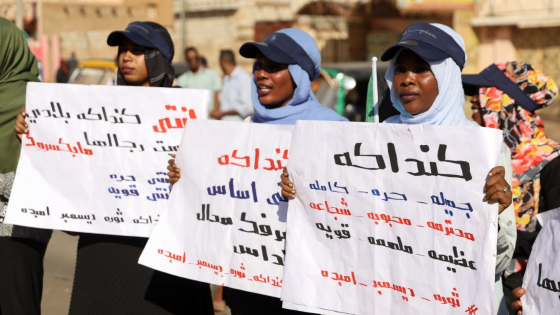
[
  {"x1": 381, "y1": 22, "x2": 466, "y2": 70},
  {"x1": 239, "y1": 30, "x2": 318, "y2": 80},
  {"x1": 107, "y1": 21, "x2": 174, "y2": 62}
]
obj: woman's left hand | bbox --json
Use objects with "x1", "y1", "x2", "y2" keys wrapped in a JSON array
[
  {"x1": 511, "y1": 287, "x2": 525, "y2": 315},
  {"x1": 483, "y1": 166, "x2": 512, "y2": 214}
]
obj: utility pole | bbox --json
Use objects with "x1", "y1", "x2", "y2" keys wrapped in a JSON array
[
  {"x1": 16, "y1": 0, "x2": 24, "y2": 30},
  {"x1": 180, "y1": 0, "x2": 186, "y2": 61}
]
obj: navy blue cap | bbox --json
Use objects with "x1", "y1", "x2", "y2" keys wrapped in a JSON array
[
  {"x1": 381, "y1": 22, "x2": 466, "y2": 70},
  {"x1": 239, "y1": 32, "x2": 316, "y2": 80},
  {"x1": 462, "y1": 64, "x2": 539, "y2": 112},
  {"x1": 107, "y1": 21, "x2": 174, "y2": 62}
]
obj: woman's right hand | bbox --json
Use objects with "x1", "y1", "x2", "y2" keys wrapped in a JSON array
[
  {"x1": 279, "y1": 168, "x2": 296, "y2": 200},
  {"x1": 14, "y1": 106, "x2": 27, "y2": 140},
  {"x1": 167, "y1": 154, "x2": 181, "y2": 185}
]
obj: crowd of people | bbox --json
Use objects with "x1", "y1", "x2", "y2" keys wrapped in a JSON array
[{"x1": 0, "y1": 16, "x2": 559, "y2": 315}]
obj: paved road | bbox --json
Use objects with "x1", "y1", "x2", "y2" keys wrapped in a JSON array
[
  {"x1": 41, "y1": 231, "x2": 231, "y2": 315},
  {"x1": 41, "y1": 231, "x2": 76, "y2": 315}
]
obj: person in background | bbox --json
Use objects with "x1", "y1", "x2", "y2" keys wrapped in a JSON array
[
  {"x1": 0, "y1": 17, "x2": 52, "y2": 315},
  {"x1": 462, "y1": 62, "x2": 560, "y2": 314},
  {"x1": 200, "y1": 56, "x2": 208, "y2": 68},
  {"x1": 16, "y1": 21, "x2": 213, "y2": 315},
  {"x1": 56, "y1": 59, "x2": 70, "y2": 83},
  {"x1": 168, "y1": 28, "x2": 347, "y2": 315},
  {"x1": 66, "y1": 52, "x2": 78, "y2": 74},
  {"x1": 210, "y1": 49, "x2": 253, "y2": 121},
  {"x1": 280, "y1": 22, "x2": 516, "y2": 315},
  {"x1": 177, "y1": 47, "x2": 222, "y2": 113}
]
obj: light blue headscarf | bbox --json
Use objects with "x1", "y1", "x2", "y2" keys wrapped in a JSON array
[
  {"x1": 384, "y1": 24, "x2": 477, "y2": 127},
  {"x1": 250, "y1": 28, "x2": 347, "y2": 125}
]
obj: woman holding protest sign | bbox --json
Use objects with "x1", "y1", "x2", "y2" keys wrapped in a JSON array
[
  {"x1": 0, "y1": 17, "x2": 52, "y2": 315},
  {"x1": 15, "y1": 21, "x2": 213, "y2": 315},
  {"x1": 70, "y1": 21, "x2": 212, "y2": 315},
  {"x1": 167, "y1": 28, "x2": 347, "y2": 314},
  {"x1": 280, "y1": 23, "x2": 516, "y2": 315},
  {"x1": 462, "y1": 62, "x2": 560, "y2": 314}
]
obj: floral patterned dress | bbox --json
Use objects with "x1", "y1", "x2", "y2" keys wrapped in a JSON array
[{"x1": 479, "y1": 61, "x2": 559, "y2": 272}]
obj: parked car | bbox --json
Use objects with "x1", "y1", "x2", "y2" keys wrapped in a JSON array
[{"x1": 68, "y1": 59, "x2": 118, "y2": 85}]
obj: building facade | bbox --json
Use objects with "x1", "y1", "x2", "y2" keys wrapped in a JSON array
[
  {"x1": 0, "y1": 0, "x2": 173, "y2": 81},
  {"x1": 471, "y1": 0, "x2": 560, "y2": 78},
  {"x1": 170, "y1": 0, "x2": 366, "y2": 71},
  {"x1": 469, "y1": 0, "x2": 560, "y2": 117}
]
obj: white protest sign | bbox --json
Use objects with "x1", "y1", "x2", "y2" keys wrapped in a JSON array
[
  {"x1": 537, "y1": 207, "x2": 560, "y2": 227},
  {"x1": 281, "y1": 121, "x2": 503, "y2": 315},
  {"x1": 140, "y1": 120, "x2": 293, "y2": 298},
  {"x1": 283, "y1": 302, "x2": 351, "y2": 315},
  {"x1": 521, "y1": 219, "x2": 560, "y2": 315},
  {"x1": 5, "y1": 82, "x2": 209, "y2": 237}
]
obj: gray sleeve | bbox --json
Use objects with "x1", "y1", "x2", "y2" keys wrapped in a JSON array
[{"x1": 495, "y1": 144, "x2": 517, "y2": 275}]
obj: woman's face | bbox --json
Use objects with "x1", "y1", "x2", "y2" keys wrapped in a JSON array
[
  {"x1": 254, "y1": 53, "x2": 295, "y2": 108},
  {"x1": 118, "y1": 37, "x2": 149, "y2": 86},
  {"x1": 393, "y1": 49, "x2": 438, "y2": 115},
  {"x1": 470, "y1": 94, "x2": 484, "y2": 126}
]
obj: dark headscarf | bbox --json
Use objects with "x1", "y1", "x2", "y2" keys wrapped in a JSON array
[
  {"x1": 111, "y1": 21, "x2": 175, "y2": 87},
  {"x1": 0, "y1": 18, "x2": 40, "y2": 175}
]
